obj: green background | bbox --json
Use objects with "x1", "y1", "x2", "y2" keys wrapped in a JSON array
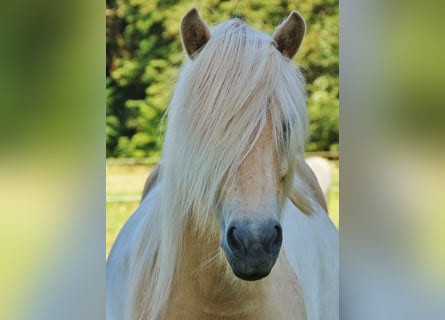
[{"x1": 106, "y1": 0, "x2": 338, "y2": 158}]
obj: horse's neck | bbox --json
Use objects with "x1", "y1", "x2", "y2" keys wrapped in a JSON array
[
  {"x1": 163, "y1": 216, "x2": 307, "y2": 320},
  {"x1": 164, "y1": 217, "x2": 261, "y2": 319}
]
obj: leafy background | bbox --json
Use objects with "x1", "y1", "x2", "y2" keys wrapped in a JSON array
[{"x1": 106, "y1": 0, "x2": 338, "y2": 158}]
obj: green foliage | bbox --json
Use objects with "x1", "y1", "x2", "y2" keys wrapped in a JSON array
[{"x1": 106, "y1": 0, "x2": 338, "y2": 157}]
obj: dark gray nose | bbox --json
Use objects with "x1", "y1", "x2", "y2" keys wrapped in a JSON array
[
  {"x1": 227, "y1": 221, "x2": 282, "y2": 256},
  {"x1": 222, "y1": 219, "x2": 283, "y2": 281}
]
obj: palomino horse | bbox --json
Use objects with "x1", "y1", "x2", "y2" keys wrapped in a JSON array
[{"x1": 107, "y1": 8, "x2": 338, "y2": 320}]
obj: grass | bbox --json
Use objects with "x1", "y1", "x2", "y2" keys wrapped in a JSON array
[
  {"x1": 106, "y1": 163, "x2": 152, "y2": 256},
  {"x1": 106, "y1": 201, "x2": 139, "y2": 255},
  {"x1": 327, "y1": 161, "x2": 339, "y2": 228},
  {"x1": 106, "y1": 161, "x2": 339, "y2": 256}
]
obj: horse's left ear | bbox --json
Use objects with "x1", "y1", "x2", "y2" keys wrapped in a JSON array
[
  {"x1": 181, "y1": 8, "x2": 211, "y2": 59},
  {"x1": 273, "y1": 11, "x2": 306, "y2": 59}
]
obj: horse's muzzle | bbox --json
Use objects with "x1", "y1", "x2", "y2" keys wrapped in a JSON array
[{"x1": 221, "y1": 219, "x2": 282, "y2": 281}]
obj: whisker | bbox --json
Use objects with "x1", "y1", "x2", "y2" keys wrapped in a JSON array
[{"x1": 192, "y1": 251, "x2": 221, "y2": 278}]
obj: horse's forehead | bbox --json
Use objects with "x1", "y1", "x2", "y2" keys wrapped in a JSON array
[
  {"x1": 252, "y1": 116, "x2": 276, "y2": 151},
  {"x1": 236, "y1": 121, "x2": 278, "y2": 183}
]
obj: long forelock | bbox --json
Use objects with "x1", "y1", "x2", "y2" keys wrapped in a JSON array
[{"x1": 163, "y1": 19, "x2": 308, "y2": 220}]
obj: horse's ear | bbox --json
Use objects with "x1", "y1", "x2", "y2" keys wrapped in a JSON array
[
  {"x1": 180, "y1": 8, "x2": 211, "y2": 59},
  {"x1": 273, "y1": 11, "x2": 306, "y2": 59}
]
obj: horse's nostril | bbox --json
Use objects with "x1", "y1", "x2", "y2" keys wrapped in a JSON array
[
  {"x1": 260, "y1": 223, "x2": 282, "y2": 252},
  {"x1": 272, "y1": 224, "x2": 283, "y2": 247},
  {"x1": 227, "y1": 226, "x2": 247, "y2": 254},
  {"x1": 226, "y1": 221, "x2": 282, "y2": 256}
]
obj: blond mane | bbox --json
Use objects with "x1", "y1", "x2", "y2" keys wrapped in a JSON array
[{"x1": 126, "y1": 18, "x2": 316, "y2": 319}]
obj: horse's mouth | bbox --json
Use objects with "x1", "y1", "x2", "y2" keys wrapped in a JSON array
[
  {"x1": 232, "y1": 269, "x2": 271, "y2": 281},
  {"x1": 224, "y1": 251, "x2": 279, "y2": 281}
]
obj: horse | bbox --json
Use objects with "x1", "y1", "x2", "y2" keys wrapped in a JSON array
[{"x1": 106, "y1": 8, "x2": 338, "y2": 320}]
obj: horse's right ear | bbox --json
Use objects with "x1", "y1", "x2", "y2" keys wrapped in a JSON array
[{"x1": 180, "y1": 8, "x2": 211, "y2": 59}]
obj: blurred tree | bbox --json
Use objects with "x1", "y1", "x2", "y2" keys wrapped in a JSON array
[{"x1": 106, "y1": 0, "x2": 338, "y2": 157}]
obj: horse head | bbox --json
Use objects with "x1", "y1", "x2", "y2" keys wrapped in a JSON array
[{"x1": 180, "y1": 8, "x2": 307, "y2": 281}]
